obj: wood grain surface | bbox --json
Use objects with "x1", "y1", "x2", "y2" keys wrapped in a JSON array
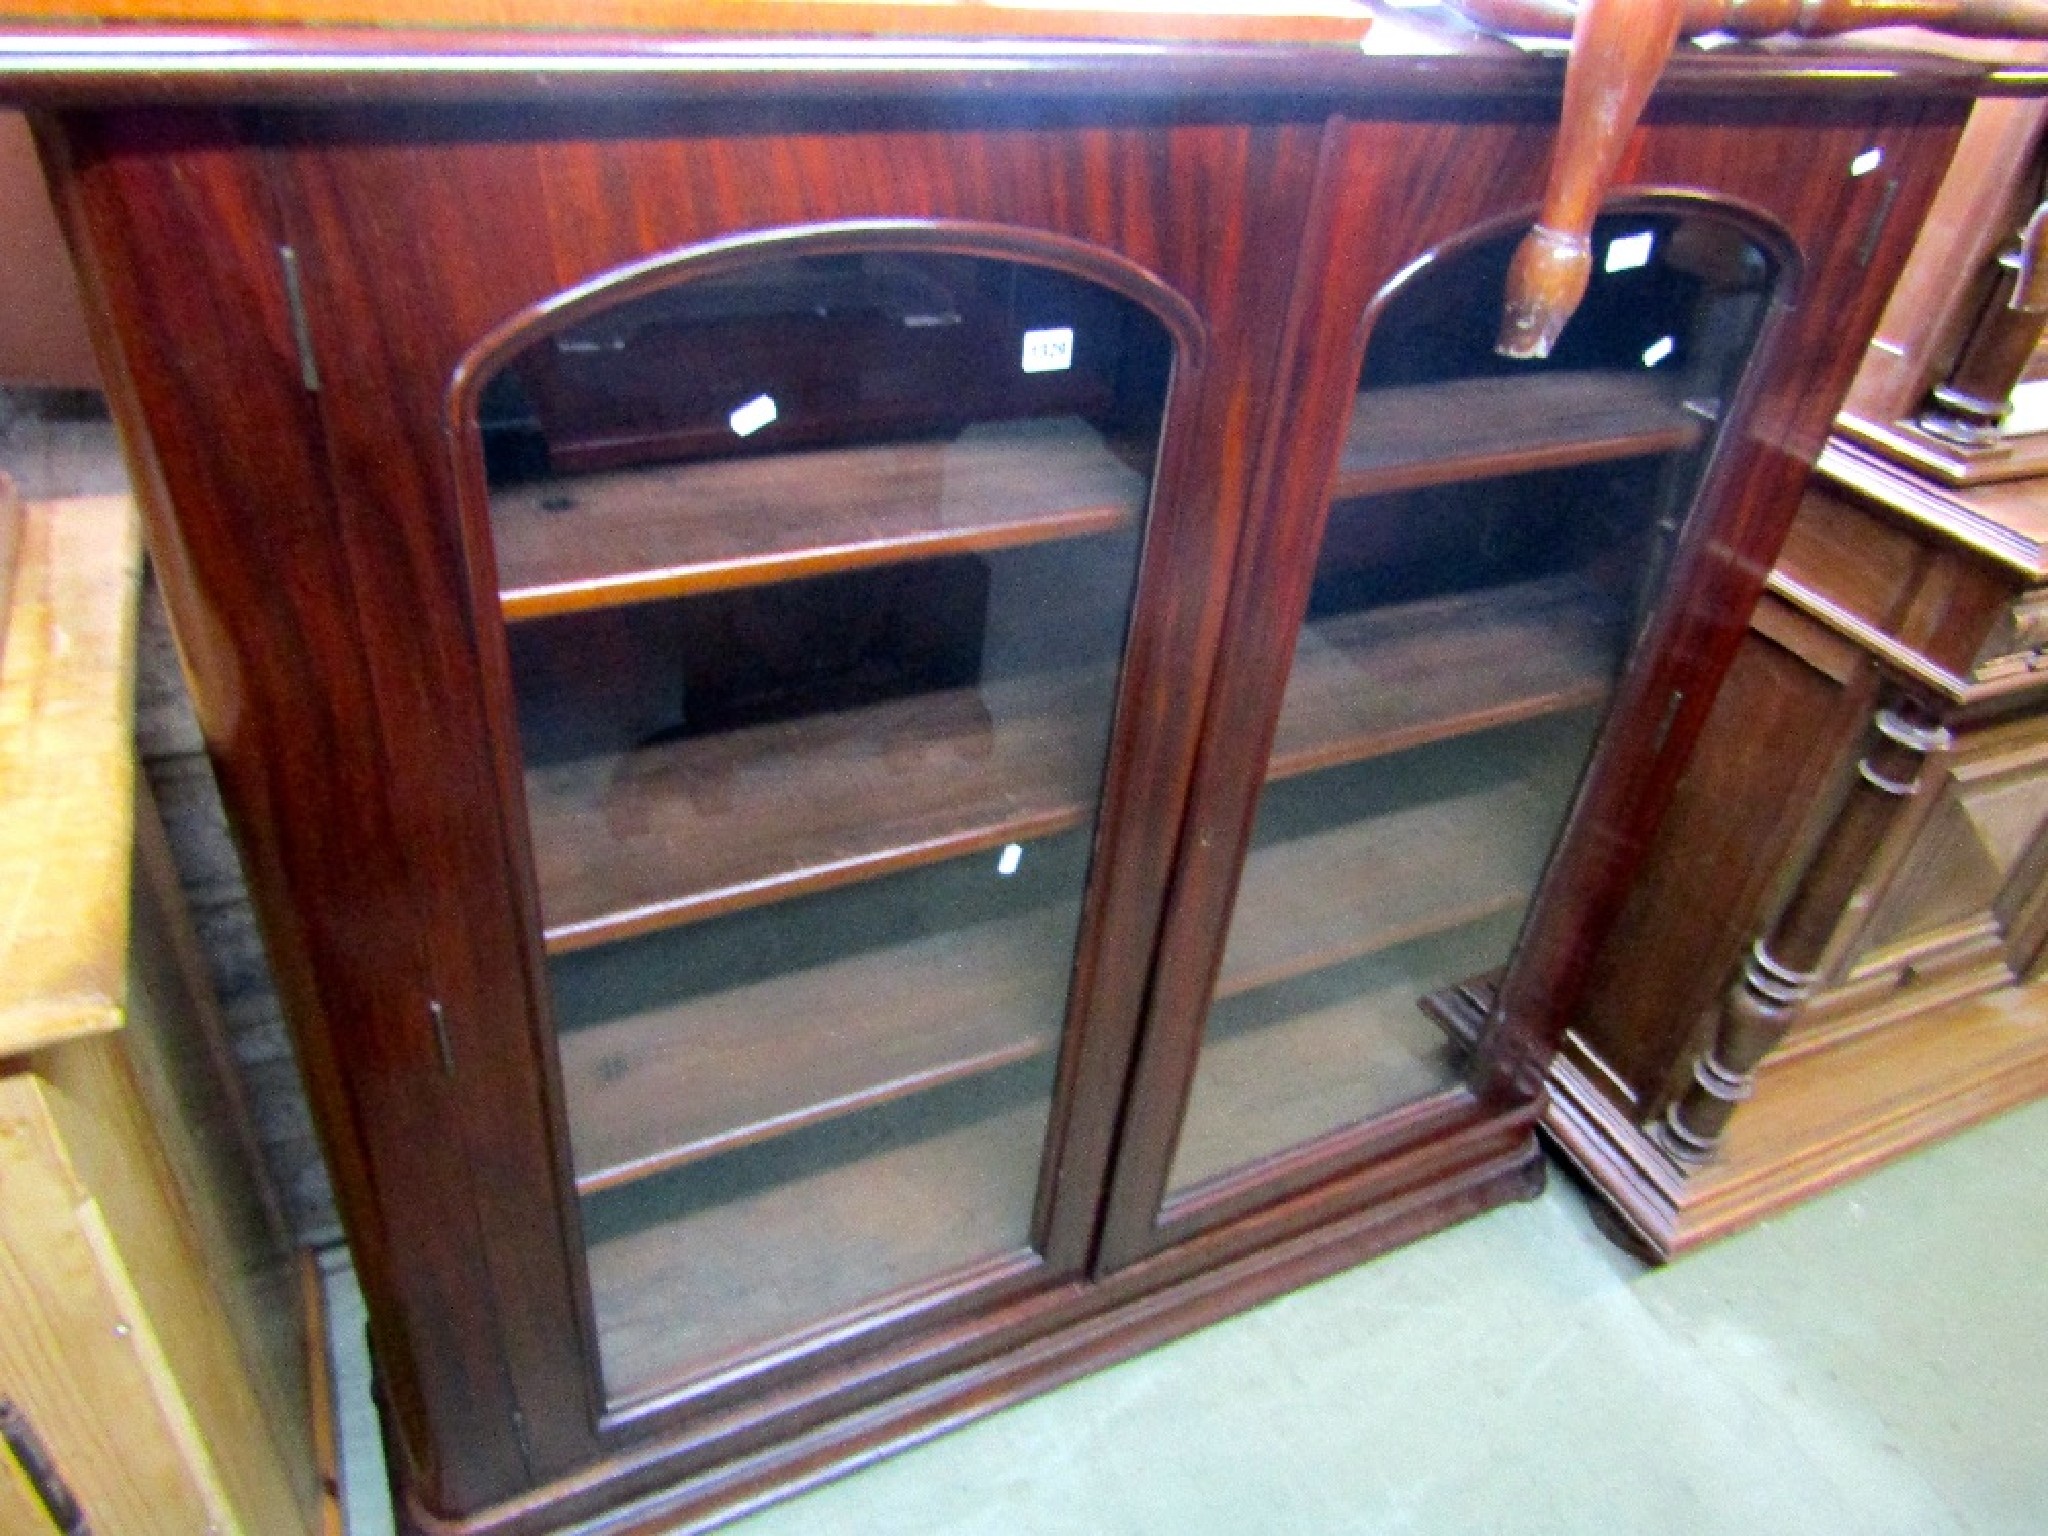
[
  {"x1": 0, "y1": 493, "x2": 140, "y2": 1056},
  {"x1": 32, "y1": 46, "x2": 1980, "y2": 1535}
]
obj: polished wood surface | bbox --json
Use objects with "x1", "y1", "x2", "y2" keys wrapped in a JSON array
[
  {"x1": 1099, "y1": 88, "x2": 1963, "y2": 1277},
  {"x1": 1819, "y1": 434, "x2": 2048, "y2": 579},
  {"x1": 1549, "y1": 974, "x2": 2048, "y2": 1257},
  {"x1": 492, "y1": 415, "x2": 1142, "y2": 621},
  {"x1": 1834, "y1": 81, "x2": 2048, "y2": 483},
  {"x1": 50, "y1": 93, "x2": 1329, "y2": 1521},
  {"x1": 1846, "y1": 96, "x2": 2048, "y2": 433},
  {"x1": 1218, "y1": 769, "x2": 1558, "y2": 999},
  {"x1": 1552, "y1": 403, "x2": 2048, "y2": 1253}
]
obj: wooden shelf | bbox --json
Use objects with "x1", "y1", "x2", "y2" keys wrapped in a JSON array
[
  {"x1": 584, "y1": 1066, "x2": 1049, "y2": 1404},
  {"x1": 559, "y1": 903, "x2": 1078, "y2": 1195},
  {"x1": 1333, "y1": 371, "x2": 1701, "y2": 502},
  {"x1": 1169, "y1": 912, "x2": 1520, "y2": 1197},
  {"x1": 1270, "y1": 573, "x2": 1622, "y2": 782},
  {"x1": 492, "y1": 416, "x2": 1145, "y2": 621},
  {"x1": 527, "y1": 667, "x2": 1114, "y2": 952},
  {"x1": 1220, "y1": 761, "x2": 1568, "y2": 1001}
]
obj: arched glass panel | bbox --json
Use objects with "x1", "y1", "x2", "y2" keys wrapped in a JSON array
[
  {"x1": 475, "y1": 248, "x2": 1175, "y2": 1403},
  {"x1": 1166, "y1": 209, "x2": 1778, "y2": 1198}
]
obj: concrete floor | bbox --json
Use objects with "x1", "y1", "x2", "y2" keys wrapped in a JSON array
[{"x1": 327, "y1": 1100, "x2": 2048, "y2": 1536}]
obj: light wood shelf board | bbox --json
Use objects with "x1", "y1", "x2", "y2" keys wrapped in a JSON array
[
  {"x1": 1169, "y1": 912, "x2": 1519, "y2": 1195},
  {"x1": 0, "y1": 494, "x2": 142, "y2": 1055}
]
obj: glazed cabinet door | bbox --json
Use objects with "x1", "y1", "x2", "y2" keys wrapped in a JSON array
[
  {"x1": 186, "y1": 107, "x2": 1322, "y2": 1516},
  {"x1": 1098, "y1": 98, "x2": 1964, "y2": 1268},
  {"x1": 471, "y1": 240, "x2": 1177, "y2": 1406}
]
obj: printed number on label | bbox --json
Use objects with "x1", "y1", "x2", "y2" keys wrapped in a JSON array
[{"x1": 1021, "y1": 328, "x2": 1075, "y2": 374}]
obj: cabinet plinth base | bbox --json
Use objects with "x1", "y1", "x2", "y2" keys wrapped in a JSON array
[
  {"x1": 1543, "y1": 983, "x2": 2048, "y2": 1262},
  {"x1": 392, "y1": 1109, "x2": 1542, "y2": 1536}
]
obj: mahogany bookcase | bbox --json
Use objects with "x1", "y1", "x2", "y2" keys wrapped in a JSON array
[{"x1": 0, "y1": 19, "x2": 2016, "y2": 1532}]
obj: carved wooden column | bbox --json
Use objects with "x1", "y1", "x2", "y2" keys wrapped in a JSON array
[
  {"x1": 1917, "y1": 198, "x2": 2048, "y2": 449},
  {"x1": 1657, "y1": 697, "x2": 1952, "y2": 1163}
]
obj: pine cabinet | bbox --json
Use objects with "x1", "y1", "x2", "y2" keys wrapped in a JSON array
[{"x1": 4, "y1": 20, "x2": 2000, "y2": 1533}]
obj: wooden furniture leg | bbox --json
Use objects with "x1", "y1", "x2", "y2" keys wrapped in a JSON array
[{"x1": 1657, "y1": 697, "x2": 1952, "y2": 1163}]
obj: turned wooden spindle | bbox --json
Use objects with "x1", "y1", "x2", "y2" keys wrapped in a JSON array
[
  {"x1": 1917, "y1": 199, "x2": 2048, "y2": 447},
  {"x1": 1496, "y1": 0, "x2": 1684, "y2": 359},
  {"x1": 1656, "y1": 700, "x2": 1951, "y2": 1164},
  {"x1": 1445, "y1": 0, "x2": 2048, "y2": 358}
]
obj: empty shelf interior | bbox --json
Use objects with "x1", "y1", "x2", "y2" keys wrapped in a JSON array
[
  {"x1": 493, "y1": 416, "x2": 1145, "y2": 620},
  {"x1": 1334, "y1": 370, "x2": 1701, "y2": 502}
]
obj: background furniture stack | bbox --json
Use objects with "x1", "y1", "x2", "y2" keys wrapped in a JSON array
[
  {"x1": 0, "y1": 477, "x2": 320, "y2": 1534},
  {"x1": 1549, "y1": 92, "x2": 2048, "y2": 1259}
]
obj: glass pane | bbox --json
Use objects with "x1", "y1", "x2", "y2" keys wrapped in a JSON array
[
  {"x1": 1167, "y1": 211, "x2": 1777, "y2": 1199},
  {"x1": 478, "y1": 250, "x2": 1172, "y2": 1402}
]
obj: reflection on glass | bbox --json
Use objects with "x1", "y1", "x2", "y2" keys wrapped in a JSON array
[
  {"x1": 478, "y1": 251, "x2": 1172, "y2": 1402},
  {"x1": 1166, "y1": 212, "x2": 1778, "y2": 1199}
]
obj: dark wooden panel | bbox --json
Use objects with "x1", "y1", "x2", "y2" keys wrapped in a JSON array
[
  {"x1": 1100, "y1": 90, "x2": 1968, "y2": 1269},
  {"x1": 1566, "y1": 601, "x2": 1879, "y2": 1107},
  {"x1": 43, "y1": 112, "x2": 567, "y2": 1511},
  {"x1": 1775, "y1": 483, "x2": 1933, "y2": 636},
  {"x1": 1485, "y1": 97, "x2": 1969, "y2": 1102}
]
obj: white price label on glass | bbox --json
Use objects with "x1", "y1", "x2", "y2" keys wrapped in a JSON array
[
  {"x1": 1021, "y1": 327, "x2": 1075, "y2": 374},
  {"x1": 1604, "y1": 231, "x2": 1655, "y2": 274},
  {"x1": 728, "y1": 393, "x2": 778, "y2": 438}
]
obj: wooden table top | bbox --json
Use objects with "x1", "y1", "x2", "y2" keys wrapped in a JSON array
[
  {"x1": 0, "y1": 487, "x2": 143, "y2": 1057},
  {"x1": 0, "y1": 0, "x2": 1377, "y2": 43}
]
